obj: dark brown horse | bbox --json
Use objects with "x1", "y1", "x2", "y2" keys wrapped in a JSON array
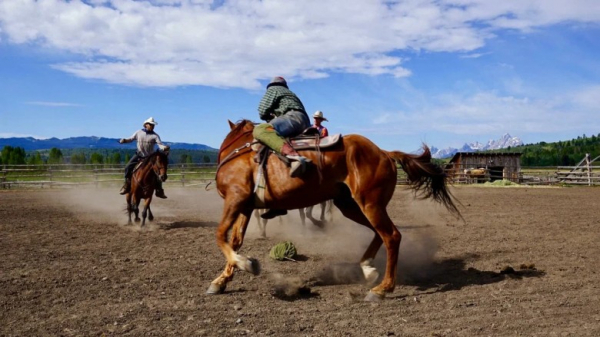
[
  {"x1": 126, "y1": 151, "x2": 169, "y2": 227},
  {"x1": 208, "y1": 120, "x2": 460, "y2": 301}
]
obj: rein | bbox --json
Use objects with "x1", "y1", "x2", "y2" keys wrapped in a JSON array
[
  {"x1": 133, "y1": 154, "x2": 165, "y2": 191},
  {"x1": 215, "y1": 128, "x2": 257, "y2": 176},
  {"x1": 215, "y1": 140, "x2": 258, "y2": 176}
]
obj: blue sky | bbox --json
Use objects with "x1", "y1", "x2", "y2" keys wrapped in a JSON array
[{"x1": 1, "y1": 0, "x2": 599, "y2": 152}]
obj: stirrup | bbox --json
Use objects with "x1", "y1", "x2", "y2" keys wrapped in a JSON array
[
  {"x1": 286, "y1": 155, "x2": 311, "y2": 178},
  {"x1": 119, "y1": 183, "x2": 130, "y2": 195},
  {"x1": 261, "y1": 209, "x2": 287, "y2": 219}
]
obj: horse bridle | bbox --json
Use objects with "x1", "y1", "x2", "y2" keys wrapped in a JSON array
[
  {"x1": 152, "y1": 155, "x2": 166, "y2": 179},
  {"x1": 216, "y1": 129, "x2": 258, "y2": 175}
]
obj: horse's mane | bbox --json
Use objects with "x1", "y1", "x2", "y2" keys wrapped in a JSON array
[
  {"x1": 141, "y1": 151, "x2": 166, "y2": 166},
  {"x1": 231, "y1": 119, "x2": 255, "y2": 134}
]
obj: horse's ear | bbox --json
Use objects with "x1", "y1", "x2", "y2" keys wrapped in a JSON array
[{"x1": 228, "y1": 120, "x2": 235, "y2": 130}]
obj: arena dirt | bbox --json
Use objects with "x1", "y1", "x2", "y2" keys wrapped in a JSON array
[{"x1": 1, "y1": 186, "x2": 600, "y2": 336}]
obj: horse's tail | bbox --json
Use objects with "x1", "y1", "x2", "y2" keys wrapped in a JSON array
[{"x1": 384, "y1": 146, "x2": 462, "y2": 219}]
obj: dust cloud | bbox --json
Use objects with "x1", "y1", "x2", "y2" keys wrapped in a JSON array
[{"x1": 48, "y1": 186, "x2": 453, "y2": 283}]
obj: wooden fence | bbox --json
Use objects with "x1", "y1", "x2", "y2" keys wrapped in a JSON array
[
  {"x1": 2, "y1": 161, "x2": 597, "y2": 189},
  {"x1": 0, "y1": 163, "x2": 217, "y2": 189},
  {"x1": 555, "y1": 153, "x2": 600, "y2": 186}
]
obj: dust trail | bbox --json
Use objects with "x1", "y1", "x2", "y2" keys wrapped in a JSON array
[
  {"x1": 49, "y1": 186, "x2": 452, "y2": 283},
  {"x1": 48, "y1": 187, "x2": 225, "y2": 229}
]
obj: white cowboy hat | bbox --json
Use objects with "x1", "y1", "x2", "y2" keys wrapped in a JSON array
[
  {"x1": 143, "y1": 117, "x2": 158, "y2": 126},
  {"x1": 313, "y1": 110, "x2": 328, "y2": 121}
]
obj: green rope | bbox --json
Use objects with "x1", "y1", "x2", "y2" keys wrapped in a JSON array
[{"x1": 269, "y1": 241, "x2": 297, "y2": 261}]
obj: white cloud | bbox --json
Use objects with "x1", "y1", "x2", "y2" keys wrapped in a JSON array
[
  {"x1": 1, "y1": 0, "x2": 599, "y2": 89},
  {"x1": 368, "y1": 86, "x2": 600, "y2": 137},
  {"x1": 0, "y1": 132, "x2": 49, "y2": 139}
]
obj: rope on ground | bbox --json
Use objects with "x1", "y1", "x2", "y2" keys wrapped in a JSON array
[{"x1": 269, "y1": 241, "x2": 297, "y2": 261}]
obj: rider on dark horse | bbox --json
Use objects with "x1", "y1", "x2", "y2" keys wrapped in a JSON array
[
  {"x1": 119, "y1": 117, "x2": 170, "y2": 198},
  {"x1": 253, "y1": 76, "x2": 312, "y2": 219}
]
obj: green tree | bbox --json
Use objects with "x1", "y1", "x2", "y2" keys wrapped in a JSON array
[
  {"x1": 111, "y1": 152, "x2": 122, "y2": 164},
  {"x1": 203, "y1": 155, "x2": 211, "y2": 163},
  {"x1": 90, "y1": 152, "x2": 104, "y2": 164},
  {"x1": 27, "y1": 152, "x2": 44, "y2": 165},
  {"x1": 70, "y1": 152, "x2": 87, "y2": 165},
  {"x1": 1, "y1": 146, "x2": 26, "y2": 165},
  {"x1": 48, "y1": 148, "x2": 64, "y2": 164}
]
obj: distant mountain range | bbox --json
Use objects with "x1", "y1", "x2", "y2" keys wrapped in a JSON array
[
  {"x1": 430, "y1": 133, "x2": 523, "y2": 159},
  {"x1": 1, "y1": 134, "x2": 522, "y2": 158},
  {"x1": 0, "y1": 136, "x2": 217, "y2": 151}
]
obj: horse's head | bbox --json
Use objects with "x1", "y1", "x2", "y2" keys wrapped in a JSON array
[
  {"x1": 218, "y1": 119, "x2": 256, "y2": 164},
  {"x1": 153, "y1": 151, "x2": 169, "y2": 182}
]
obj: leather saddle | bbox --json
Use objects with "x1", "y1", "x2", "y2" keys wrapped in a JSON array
[{"x1": 251, "y1": 127, "x2": 342, "y2": 154}]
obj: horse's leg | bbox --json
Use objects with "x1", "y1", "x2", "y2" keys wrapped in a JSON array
[
  {"x1": 207, "y1": 206, "x2": 256, "y2": 294},
  {"x1": 141, "y1": 197, "x2": 152, "y2": 227},
  {"x1": 299, "y1": 207, "x2": 306, "y2": 226},
  {"x1": 126, "y1": 194, "x2": 133, "y2": 225},
  {"x1": 361, "y1": 206, "x2": 400, "y2": 301},
  {"x1": 254, "y1": 209, "x2": 266, "y2": 238},
  {"x1": 327, "y1": 199, "x2": 334, "y2": 222},
  {"x1": 319, "y1": 201, "x2": 327, "y2": 221},
  {"x1": 332, "y1": 192, "x2": 382, "y2": 287},
  {"x1": 341, "y1": 184, "x2": 401, "y2": 301},
  {"x1": 133, "y1": 195, "x2": 141, "y2": 223},
  {"x1": 147, "y1": 204, "x2": 154, "y2": 221}
]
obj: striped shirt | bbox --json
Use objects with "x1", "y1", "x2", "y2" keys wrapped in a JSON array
[{"x1": 122, "y1": 129, "x2": 168, "y2": 157}]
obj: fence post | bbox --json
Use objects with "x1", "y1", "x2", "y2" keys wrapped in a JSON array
[
  {"x1": 48, "y1": 166, "x2": 52, "y2": 189},
  {"x1": 586, "y1": 153, "x2": 591, "y2": 186},
  {"x1": 181, "y1": 164, "x2": 185, "y2": 187},
  {"x1": 95, "y1": 168, "x2": 99, "y2": 188}
]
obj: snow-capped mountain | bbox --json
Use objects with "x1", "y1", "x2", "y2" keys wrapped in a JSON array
[{"x1": 431, "y1": 133, "x2": 523, "y2": 159}]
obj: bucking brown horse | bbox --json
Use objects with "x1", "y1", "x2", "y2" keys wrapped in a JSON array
[
  {"x1": 126, "y1": 151, "x2": 169, "y2": 227},
  {"x1": 208, "y1": 120, "x2": 460, "y2": 301}
]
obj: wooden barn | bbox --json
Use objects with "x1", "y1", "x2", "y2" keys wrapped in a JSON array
[{"x1": 445, "y1": 152, "x2": 522, "y2": 183}]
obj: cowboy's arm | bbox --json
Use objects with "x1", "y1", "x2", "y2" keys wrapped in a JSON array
[
  {"x1": 321, "y1": 127, "x2": 329, "y2": 137},
  {"x1": 258, "y1": 89, "x2": 278, "y2": 121},
  {"x1": 119, "y1": 131, "x2": 138, "y2": 144},
  {"x1": 154, "y1": 134, "x2": 169, "y2": 151}
]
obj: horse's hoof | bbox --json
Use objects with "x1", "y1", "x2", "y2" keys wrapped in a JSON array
[
  {"x1": 247, "y1": 258, "x2": 261, "y2": 275},
  {"x1": 364, "y1": 291, "x2": 384, "y2": 302},
  {"x1": 206, "y1": 283, "x2": 226, "y2": 295},
  {"x1": 148, "y1": 217, "x2": 154, "y2": 222},
  {"x1": 135, "y1": 219, "x2": 140, "y2": 223}
]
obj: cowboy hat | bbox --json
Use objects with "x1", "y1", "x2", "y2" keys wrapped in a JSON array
[
  {"x1": 143, "y1": 117, "x2": 158, "y2": 126},
  {"x1": 313, "y1": 110, "x2": 328, "y2": 121}
]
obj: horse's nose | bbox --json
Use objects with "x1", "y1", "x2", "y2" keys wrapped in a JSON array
[{"x1": 161, "y1": 174, "x2": 168, "y2": 182}]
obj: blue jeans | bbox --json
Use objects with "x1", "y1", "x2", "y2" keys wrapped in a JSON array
[
  {"x1": 124, "y1": 154, "x2": 141, "y2": 179},
  {"x1": 270, "y1": 110, "x2": 310, "y2": 137}
]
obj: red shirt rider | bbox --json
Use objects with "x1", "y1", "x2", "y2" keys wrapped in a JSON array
[{"x1": 312, "y1": 110, "x2": 329, "y2": 137}]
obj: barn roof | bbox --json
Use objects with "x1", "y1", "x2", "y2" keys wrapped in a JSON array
[{"x1": 448, "y1": 152, "x2": 522, "y2": 163}]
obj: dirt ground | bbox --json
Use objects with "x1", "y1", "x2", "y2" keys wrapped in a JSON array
[{"x1": 1, "y1": 185, "x2": 600, "y2": 336}]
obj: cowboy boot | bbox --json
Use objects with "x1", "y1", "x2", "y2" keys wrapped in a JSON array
[
  {"x1": 119, "y1": 178, "x2": 131, "y2": 195},
  {"x1": 155, "y1": 189, "x2": 167, "y2": 199},
  {"x1": 260, "y1": 209, "x2": 288, "y2": 219},
  {"x1": 155, "y1": 180, "x2": 167, "y2": 199},
  {"x1": 281, "y1": 143, "x2": 311, "y2": 178}
]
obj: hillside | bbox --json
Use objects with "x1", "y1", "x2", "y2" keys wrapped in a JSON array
[
  {"x1": 0, "y1": 136, "x2": 216, "y2": 151},
  {"x1": 514, "y1": 133, "x2": 600, "y2": 166}
]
